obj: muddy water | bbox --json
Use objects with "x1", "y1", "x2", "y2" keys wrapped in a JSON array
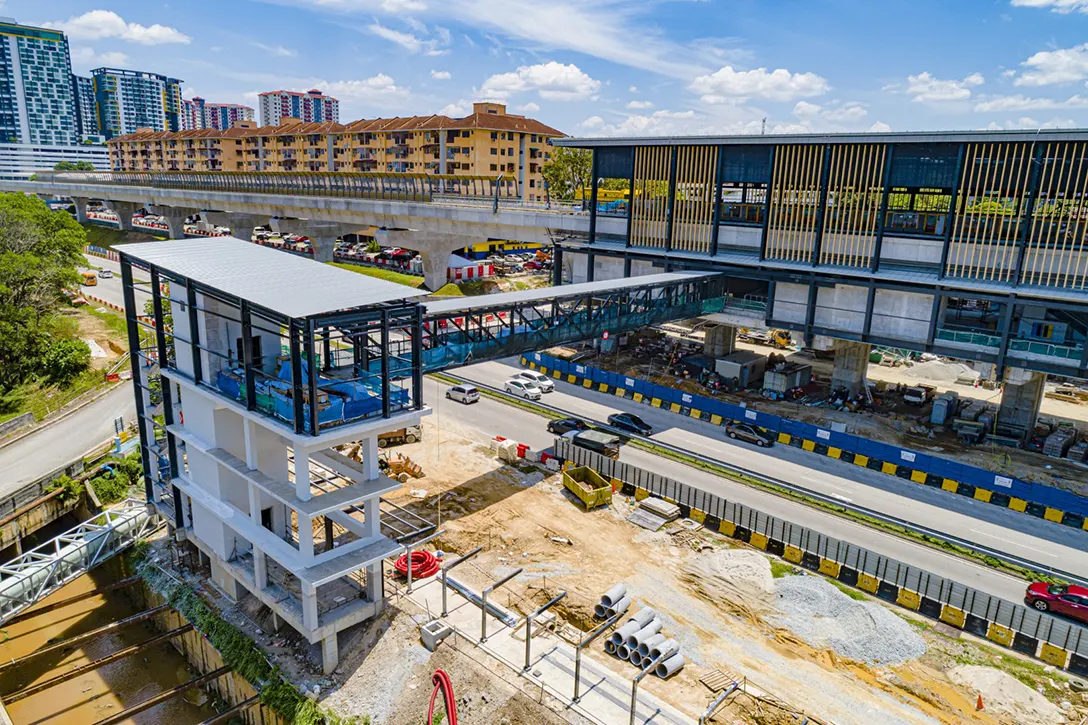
[{"x1": 0, "y1": 560, "x2": 216, "y2": 725}]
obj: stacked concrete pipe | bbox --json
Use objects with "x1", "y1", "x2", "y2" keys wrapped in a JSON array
[{"x1": 595, "y1": 583, "x2": 628, "y2": 618}]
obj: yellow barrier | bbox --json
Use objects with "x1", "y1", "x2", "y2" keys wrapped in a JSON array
[
  {"x1": 669, "y1": 403, "x2": 681, "y2": 413},
  {"x1": 690, "y1": 509, "x2": 706, "y2": 524},
  {"x1": 1039, "y1": 642, "x2": 1069, "y2": 668},
  {"x1": 1044, "y1": 507, "x2": 1064, "y2": 523},
  {"x1": 690, "y1": 409, "x2": 701, "y2": 419},
  {"x1": 854, "y1": 454, "x2": 869, "y2": 467},
  {"x1": 857, "y1": 573, "x2": 879, "y2": 594},
  {"x1": 710, "y1": 414, "x2": 723, "y2": 425},
  {"x1": 939, "y1": 605, "x2": 966, "y2": 628},
  {"x1": 910, "y1": 470, "x2": 927, "y2": 484},
  {"x1": 1009, "y1": 497, "x2": 1027, "y2": 513},
  {"x1": 582, "y1": 379, "x2": 593, "y2": 389},
  {"x1": 818, "y1": 558, "x2": 841, "y2": 577},
  {"x1": 784, "y1": 545, "x2": 803, "y2": 564},
  {"x1": 633, "y1": 393, "x2": 643, "y2": 403},
  {"x1": 827, "y1": 447, "x2": 842, "y2": 459},
  {"x1": 615, "y1": 389, "x2": 626, "y2": 397},
  {"x1": 802, "y1": 440, "x2": 816, "y2": 452},
  {"x1": 599, "y1": 383, "x2": 608, "y2": 392},
  {"x1": 567, "y1": 374, "x2": 577, "y2": 383},
  {"x1": 778, "y1": 432, "x2": 791, "y2": 445},
  {"x1": 539, "y1": 367, "x2": 548, "y2": 375},
  {"x1": 974, "y1": 488, "x2": 993, "y2": 503},
  {"x1": 553, "y1": 370, "x2": 561, "y2": 378},
  {"x1": 525, "y1": 360, "x2": 532, "y2": 368},
  {"x1": 896, "y1": 590, "x2": 921, "y2": 610},
  {"x1": 749, "y1": 532, "x2": 769, "y2": 550},
  {"x1": 941, "y1": 479, "x2": 959, "y2": 493},
  {"x1": 986, "y1": 623, "x2": 1014, "y2": 647},
  {"x1": 651, "y1": 398, "x2": 662, "y2": 408},
  {"x1": 881, "y1": 461, "x2": 898, "y2": 475},
  {"x1": 634, "y1": 488, "x2": 650, "y2": 501},
  {"x1": 718, "y1": 519, "x2": 736, "y2": 536}
]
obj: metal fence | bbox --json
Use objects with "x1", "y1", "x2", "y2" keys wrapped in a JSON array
[
  {"x1": 555, "y1": 437, "x2": 1088, "y2": 675},
  {"x1": 44, "y1": 170, "x2": 524, "y2": 203}
]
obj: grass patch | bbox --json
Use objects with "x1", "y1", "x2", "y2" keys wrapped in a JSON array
[
  {"x1": 0, "y1": 368, "x2": 112, "y2": 424},
  {"x1": 82, "y1": 222, "x2": 165, "y2": 248},
  {"x1": 79, "y1": 305, "x2": 128, "y2": 339},
  {"x1": 829, "y1": 578, "x2": 869, "y2": 601},
  {"x1": 440, "y1": 372, "x2": 1066, "y2": 585},
  {"x1": 770, "y1": 560, "x2": 796, "y2": 578},
  {"x1": 328, "y1": 261, "x2": 424, "y2": 288},
  {"x1": 457, "y1": 279, "x2": 501, "y2": 295},
  {"x1": 431, "y1": 282, "x2": 464, "y2": 296}
]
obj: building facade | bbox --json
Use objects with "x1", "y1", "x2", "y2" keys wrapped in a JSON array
[
  {"x1": 71, "y1": 74, "x2": 100, "y2": 140},
  {"x1": 107, "y1": 102, "x2": 561, "y2": 202},
  {"x1": 259, "y1": 89, "x2": 338, "y2": 126},
  {"x1": 0, "y1": 141, "x2": 107, "y2": 179},
  {"x1": 92, "y1": 67, "x2": 183, "y2": 139},
  {"x1": 181, "y1": 97, "x2": 255, "y2": 131},
  {"x1": 0, "y1": 18, "x2": 78, "y2": 146}
]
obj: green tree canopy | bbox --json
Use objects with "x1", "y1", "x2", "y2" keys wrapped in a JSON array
[
  {"x1": 53, "y1": 160, "x2": 96, "y2": 172},
  {"x1": 541, "y1": 147, "x2": 592, "y2": 201},
  {"x1": 0, "y1": 193, "x2": 86, "y2": 389}
]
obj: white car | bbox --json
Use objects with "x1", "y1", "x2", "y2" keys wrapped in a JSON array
[
  {"x1": 446, "y1": 384, "x2": 480, "y2": 404},
  {"x1": 515, "y1": 370, "x2": 554, "y2": 393},
  {"x1": 98, "y1": 269, "x2": 113, "y2": 279},
  {"x1": 505, "y1": 379, "x2": 542, "y2": 401}
]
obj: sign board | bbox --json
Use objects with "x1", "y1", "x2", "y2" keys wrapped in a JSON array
[
  {"x1": 900, "y1": 451, "x2": 916, "y2": 463},
  {"x1": 816, "y1": 429, "x2": 830, "y2": 440},
  {"x1": 114, "y1": 416, "x2": 124, "y2": 435},
  {"x1": 576, "y1": 365, "x2": 585, "y2": 374},
  {"x1": 681, "y1": 393, "x2": 692, "y2": 404},
  {"x1": 625, "y1": 377, "x2": 635, "y2": 388},
  {"x1": 745, "y1": 410, "x2": 757, "y2": 421},
  {"x1": 993, "y1": 475, "x2": 1013, "y2": 489},
  {"x1": 534, "y1": 353, "x2": 541, "y2": 361},
  {"x1": 602, "y1": 330, "x2": 610, "y2": 340}
]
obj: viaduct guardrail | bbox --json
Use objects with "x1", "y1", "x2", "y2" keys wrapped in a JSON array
[{"x1": 555, "y1": 437, "x2": 1088, "y2": 678}]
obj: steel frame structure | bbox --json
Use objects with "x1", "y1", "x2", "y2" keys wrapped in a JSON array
[{"x1": 0, "y1": 500, "x2": 156, "y2": 624}]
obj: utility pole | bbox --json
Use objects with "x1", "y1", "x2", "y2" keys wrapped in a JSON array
[{"x1": 761, "y1": 117, "x2": 767, "y2": 135}]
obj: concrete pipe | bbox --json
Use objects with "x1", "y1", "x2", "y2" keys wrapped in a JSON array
[
  {"x1": 626, "y1": 618, "x2": 663, "y2": 649},
  {"x1": 604, "y1": 639, "x2": 617, "y2": 655},
  {"x1": 606, "y1": 595, "x2": 632, "y2": 618},
  {"x1": 610, "y1": 620, "x2": 641, "y2": 645},
  {"x1": 601, "y1": 583, "x2": 627, "y2": 607},
  {"x1": 627, "y1": 608, "x2": 656, "y2": 628},
  {"x1": 616, "y1": 643, "x2": 632, "y2": 661},
  {"x1": 650, "y1": 638, "x2": 680, "y2": 661},
  {"x1": 638, "y1": 633, "x2": 667, "y2": 658},
  {"x1": 594, "y1": 603, "x2": 609, "y2": 618},
  {"x1": 655, "y1": 652, "x2": 685, "y2": 679}
]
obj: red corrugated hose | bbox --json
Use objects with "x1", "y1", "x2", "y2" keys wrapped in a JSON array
[
  {"x1": 427, "y1": 669, "x2": 457, "y2": 725},
  {"x1": 394, "y1": 550, "x2": 441, "y2": 579}
]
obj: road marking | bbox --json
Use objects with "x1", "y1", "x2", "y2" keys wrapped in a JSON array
[
  {"x1": 969, "y1": 528, "x2": 1049, "y2": 556},
  {"x1": 829, "y1": 493, "x2": 853, "y2": 503}
]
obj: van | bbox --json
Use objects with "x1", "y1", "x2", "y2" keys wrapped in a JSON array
[
  {"x1": 565, "y1": 430, "x2": 621, "y2": 459},
  {"x1": 446, "y1": 384, "x2": 480, "y2": 404},
  {"x1": 81, "y1": 271, "x2": 97, "y2": 286}
]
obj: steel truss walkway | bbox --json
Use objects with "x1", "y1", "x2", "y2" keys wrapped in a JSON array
[{"x1": 0, "y1": 500, "x2": 156, "y2": 625}]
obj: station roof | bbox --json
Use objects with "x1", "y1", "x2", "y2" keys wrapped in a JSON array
[
  {"x1": 424, "y1": 271, "x2": 715, "y2": 315},
  {"x1": 116, "y1": 237, "x2": 428, "y2": 319},
  {"x1": 553, "y1": 128, "x2": 1088, "y2": 148}
]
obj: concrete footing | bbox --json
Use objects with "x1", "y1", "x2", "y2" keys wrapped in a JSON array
[
  {"x1": 999, "y1": 367, "x2": 1045, "y2": 435},
  {"x1": 704, "y1": 325, "x2": 736, "y2": 357},
  {"x1": 831, "y1": 340, "x2": 871, "y2": 396},
  {"x1": 322, "y1": 632, "x2": 338, "y2": 674}
]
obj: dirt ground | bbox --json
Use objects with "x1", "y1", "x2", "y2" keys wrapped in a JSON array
[
  {"x1": 577, "y1": 332, "x2": 1088, "y2": 497},
  {"x1": 370, "y1": 416, "x2": 1088, "y2": 725},
  {"x1": 68, "y1": 308, "x2": 126, "y2": 369}
]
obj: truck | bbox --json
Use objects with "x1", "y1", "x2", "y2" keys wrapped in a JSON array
[
  {"x1": 902, "y1": 384, "x2": 936, "y2": 407},
  {"x1": 564, "y1": 429, "x2": 621, "y2": 459},
  {"x1": 376, "y1": 425, "x2": 422, "y2": 447},
  {"x1": 738, "y1": 328, "x2": 793, "y2": 349}
]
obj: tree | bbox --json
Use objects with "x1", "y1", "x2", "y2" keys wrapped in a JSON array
[
  {"x1": 43, "y1": 339, "x2": 91, "y2": 383},
  {"x1": 53, "y1": 161, "x2": 95, "y2": 172},
  {"x1": 0, "y1": 192, "x2": 86, "y2": 389},
  {"x1": 541, "y1": 147, "x2": 592, "y2": 201}
]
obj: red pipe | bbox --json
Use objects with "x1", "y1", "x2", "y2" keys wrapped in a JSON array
[
  {"x1": 426, "y1": 669, "x2": 457, "y2": 725},
  {"x1": 394, "y1": 550, "x2": 441, "y2": 579}
]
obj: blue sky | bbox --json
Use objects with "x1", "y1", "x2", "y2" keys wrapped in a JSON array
[{"x1": 21, "y1": 0, "x2": 1088, "y2": 136}]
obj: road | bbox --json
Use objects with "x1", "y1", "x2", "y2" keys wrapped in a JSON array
[
  {"x1": 444, "y1": 359, "x2": 1088, "y2": 592},
  {"x1": 0, "y1": 382, "x2": 135, "y2": 497},
  {"x1": 79, "y1": 254, "x2": 150, "y2": 312}
]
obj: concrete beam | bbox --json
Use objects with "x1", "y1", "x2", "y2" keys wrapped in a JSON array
[
  {"x1": 148, "y1": 205, "x2": 201, "y2": 239},
  {"x1": 202, "y1": 211, "x2": 270, "y2": 240},
  {"x1": 272, "y1": 218, "x2": 367, "y2": 263},
  {"x1": 103, "y1": 200, "x2": 143, "y2": 231},
  {"x1": 377, "y1": 229, "x2": 475, "y2": 291}
]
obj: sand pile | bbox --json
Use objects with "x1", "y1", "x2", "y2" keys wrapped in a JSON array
[
  {"x1": 681, "y1": 548, "x2": 775, "y2": 613},
  {"x1": 903, "y1": 360, "x2": 979, "y2": 384},
  {"x1": 948, "y1": 666, "x2": 1064, "y2": 724}
]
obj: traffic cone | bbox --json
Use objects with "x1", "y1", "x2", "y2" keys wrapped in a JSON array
[{"x1": 976, "y1": 693, "x2": 984, "y2": 711}]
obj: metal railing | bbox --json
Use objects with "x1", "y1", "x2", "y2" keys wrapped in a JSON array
[{"x1": 0, "y1": 499, "x2": 157, "y2": 624}]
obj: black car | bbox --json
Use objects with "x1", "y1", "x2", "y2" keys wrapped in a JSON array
[
  {"x1": 725, "y1": 422, "x2": 775, "y2": 447},
  {"x1": 607, "y1": 412, "x2": 653, "y2": 436},
  {"x1": 547, "y1": 417, "x2": 591, "y2": 435}
]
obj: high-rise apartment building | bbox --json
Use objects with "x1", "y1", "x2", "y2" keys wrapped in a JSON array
[
  {"x1": 92, "y1": 67, "x2": 183, "y2": 139},
  {"x1": 181, "y1": 97, "x2": 254, "y2": 131},
  {"x1": 0, "y1": 18, "x2": 78, "y2": 146},
  {"x1": 108, "y1": 102, "x2": 562, "y2": 202},
  {"x1": 71, "y1": 74, "x2": 100, "y2": 140},
  {"x1": 259, "y1": 89, "x2": 338, "y2": 126}
]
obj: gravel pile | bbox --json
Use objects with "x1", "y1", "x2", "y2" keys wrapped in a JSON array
[
  {"x1": 948, "y1": 666, "x2": 1064, "y2": 724},
  {"x1": 903, "y1": 360, "x2": 978, "y2": 384},
  {"x1": 772, "y1": 576, "x2": 925, "y2": 665},
  {"x1": 681, "y1": 549, "x2": 775, "y2": 612}
]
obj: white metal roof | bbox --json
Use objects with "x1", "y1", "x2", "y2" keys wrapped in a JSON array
[{"x1": 116, "y1": 237, "x2": 428, "y2": 318}]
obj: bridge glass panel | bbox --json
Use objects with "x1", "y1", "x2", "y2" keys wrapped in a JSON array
[
  {"x1": 593, "y1": 147, "x2": 633, "y2": 220},
  {"x1": 946, "y1": 142, "x2": 1034, "y2": 284},
  {"x1": 1022, "y1": 140, "x2": 1088, "y2": 290},
  {"x1": 765, "y1": 144, "x2": 824, "y2": 263},
  {"x1": 820, "y1": 144, "x2": 886, "y2": 269}
]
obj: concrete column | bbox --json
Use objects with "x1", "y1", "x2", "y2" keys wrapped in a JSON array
[
  {"x1": 302, "y1": 581, "x2": 319, "y2": 630},
  {"x1": 704, "y1": 325, "x2": 736, "y2": 357},
  {"x1": 72, "y1": 197, "x2": 89, "y2": 224},
  {"x1": 418, "y1": 249, "x2": 451, "y2": 291},
  {"x1": 299, "y1": 514, "x2": 315, "y2": 563},
  {"x1": 363, "y1": 497, "x2": 379, "y2": 539},
  {"x1": 362, "y1": 436, "x2": 379, "y2": 481},
  {"x1": 322, "y1": 632, "x2": 339, "y2": 674},
  {"x1": 999, "y1": 367, "x2": 1045, "y2": 436},
  {"x1": 310, "y1": 236, "x2": 337, "y2": 263},
  {"x1": 295, "y1": 452, "x2": 311, "y2": 500},
  {"x1": 270, "y1": 611, "x2": 283, "y2": 632},
  {"x1": 243, "y1": 419, "x2": 257, "y2": 469},
  {"x1": 104, "y1": 200, "x2": 142, "y2": 231},
  {"x1": 365, "y1": 562, "x2": 382, "y2": 605},
  {"x1": 376, "y1": 229, "x2": 474, "y2": 291},
  {"x1": 202, "y1": 211, "x2": 270, "y2": 240},
  {"x1": 148, "y1": 205, "x2": 200, "y2": 239},
  {"x1": 830, "y1": 340, "x2": 871, "y2": 396},
  {"x1": 254, "y1": 548, "x2": 268, "y2": 590},
  {"x1": 271, "y1": 218, "x2": 366, "y2": 263}
]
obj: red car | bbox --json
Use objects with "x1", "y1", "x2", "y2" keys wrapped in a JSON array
[{"x1": 1024, "y1": 582, "x2": 1088, "y2": 623}]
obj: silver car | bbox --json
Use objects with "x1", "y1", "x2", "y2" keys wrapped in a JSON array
[
  {"x1": 446, "y1": 384, "x2": 480, "y2": 404},
  {"x1": 504, "y1": 379, "x2": 542, "y2": 400},
  {"x1": 515, "y1": 370, "x2": 554, "y2": 393}
]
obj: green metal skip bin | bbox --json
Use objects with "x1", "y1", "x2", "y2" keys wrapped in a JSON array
[{"x1": 563, "y1": 466, "x2": 613, "y2": 510}]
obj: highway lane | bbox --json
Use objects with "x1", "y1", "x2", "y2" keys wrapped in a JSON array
[
  {"x1": 449, "y1": 359, "x2": 1088, "y2": 584},
  {"x1": 0, "y1": 382, "x2": 136, "y2": 498},
  {"x1": 79, "y1": 254, "x2": 151, "y2": 312}
]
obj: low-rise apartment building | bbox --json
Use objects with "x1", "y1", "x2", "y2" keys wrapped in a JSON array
[{"x1": 107, "y1": 102, "x2": 563, "y2": 202}]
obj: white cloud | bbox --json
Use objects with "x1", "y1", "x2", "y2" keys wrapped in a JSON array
[
  {"x1": 985, "y1": 116, "x2": 1078, "y2": 129},
  {"x1": 430, "y1": 70, "x2": 452, "y2": 80},
  {"x1": 68, "y1": 46, "x2": 129, "y2": 71},
  {"x1": 1014, "y1": 44, "x2": 1088, "y2": 86},
  {"x1": 626, "y1": 100, "x2": 654, "y2": 109},
  {"x1": 974, "y1": 93, "x2": 1088, "y2": 111},
  {"x1": 869, "y1": 121, "x2": 892, "y2": 132},
  {"x1": 367, "y1": 20, "x2": 449, "y2": 54},
  {"x1": 45, "y1": 10, "x2": 190, "y2": 45},
  {"x1": 901, "y1": 71, "x2": 984, "y2": 102},
  {"x1": 793, "y1": 100, "x2": 867, "y2": 123},
  {"x1": 1010, "y1": 0, "x2": 1088, "y2": 13},
  {"x1": 182, "y1": 86, "x2": 199, "y2": 99},
  {"x1": 439, "y1": 99, "x2": 470, "y2": 116},
  {"x1": 579, "y1": 116, "x2": 605, "y2": 130},
  {"x1": 479, "y1": 62, "x2": 601, "y2": 101},
  {"x1": 628, "y1": 85, "x2": 639, "y2": 93},
  {"x1": 690, "y1": 65, "x2": 830, "y2": 103},
  {"x1": 382, "y1": 0, "x2": 427, "y2": 9},
  {"x1": 314, "y1": 74, "x2": 409, "y2": 107},
  {"x1": 251, "y1": 42, "x2": 297, "y2": 57},
  {"x1": 576, "y1": 109, "x2": 768, "y2": 137},
  {"x1": 515, "y1": 102, "x2": 540, "y2": 112}
]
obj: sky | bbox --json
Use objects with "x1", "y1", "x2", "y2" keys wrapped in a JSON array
[{"x1": 19, "y1": 0, "x2": 1088, "y2": 137}]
